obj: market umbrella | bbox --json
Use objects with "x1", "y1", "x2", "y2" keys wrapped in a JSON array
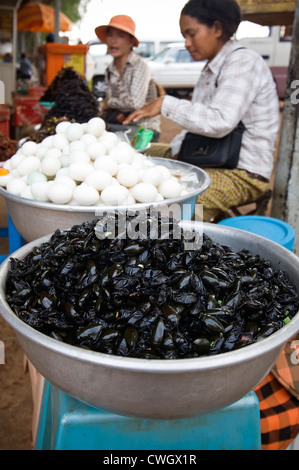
[{"x1": 17, "y1": 1, "x2": 73, "y2": 33}]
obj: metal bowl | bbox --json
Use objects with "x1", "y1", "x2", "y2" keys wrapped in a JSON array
[
  {"x1": 0, "y1": 158, "x2": 210, "y2": 242},
  {"x1": 0, "y1": 222, "x2": 298, "y2": 419}
]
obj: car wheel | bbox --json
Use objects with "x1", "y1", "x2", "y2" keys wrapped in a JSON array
[
  {"x1": 174, "y1": 89, "x2": 192, "y2": 98},
  {"x1": 93, "y1": 75, "x2": 107, "y2": 98},
  {"x1": 165, "y1": 88, "x2": 192, "y2": 99}
]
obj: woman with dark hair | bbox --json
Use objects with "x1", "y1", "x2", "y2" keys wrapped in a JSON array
[
  {"x1": 124, "y1": 0, "x2": 280, "y2": 222},
  {"x1": 95, "y1": 15, "x2": 161, "y2": 141}
]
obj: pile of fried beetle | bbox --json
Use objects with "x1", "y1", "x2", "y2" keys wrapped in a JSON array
[{"x1": 5, "y1": 210, "x2": 299, "y2": 359}]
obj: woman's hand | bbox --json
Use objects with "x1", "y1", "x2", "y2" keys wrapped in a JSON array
[{"x1": 123, "y1": 96, "x2": 164, "y2": 125}]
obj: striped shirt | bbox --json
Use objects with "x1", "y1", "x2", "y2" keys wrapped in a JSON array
[
  {"x1": 162, "y1": 40, "x2": 280, "y2": 180},
  {"x1": 106, "y1": 51, "x2": 161, "y2": 132}
]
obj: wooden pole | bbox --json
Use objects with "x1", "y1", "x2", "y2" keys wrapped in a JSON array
[
  {"x1": 271, "y1": 0, "x2": 299, "y2": 252},
  {"x1": 54, "y1": 0, "x2": 61, "y2": 43}
]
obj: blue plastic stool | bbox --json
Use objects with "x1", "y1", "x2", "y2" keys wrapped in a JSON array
[
  {"x1": 218, "y1": 215, "x2": 295, "y2": 251},
  {"x1": 0, "y1": 216, "x2": 24, "y2": 264},
  {"x1": 35, "y1": 381, "x2": 261, "y2": 450}
]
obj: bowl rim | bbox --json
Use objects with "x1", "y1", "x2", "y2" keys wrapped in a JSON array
[
  {"x1": 0, "y1": 223, "x2": 298, "y2": 374},
  {"x1": 0, "y1": 157, "x2": 211, "y2": 213}
]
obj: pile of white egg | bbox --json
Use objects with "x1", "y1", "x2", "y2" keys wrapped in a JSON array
[{"x1": 0, "y1": 117, "x2": 191, "y2": 207}]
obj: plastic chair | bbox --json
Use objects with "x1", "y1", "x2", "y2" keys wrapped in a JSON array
[{"x1": 35, "y1": 381, "x2": 262, "y2": 450}]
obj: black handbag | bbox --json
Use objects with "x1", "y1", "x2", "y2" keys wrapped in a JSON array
[
  {"x1": 177, "y1": 120, "x2": 246, "y2": 169},
  {"x1": 177, "y1": 47, "x2": 246, "y2": 169}
]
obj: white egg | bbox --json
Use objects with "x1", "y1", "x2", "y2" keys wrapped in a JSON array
[
  {"x1": 68, "y1": 149, "x2": 90, "y2": 164},
  {"x1": 66, "y1": 122, "x2": 84, "y2": 142},
  {"x1": 41, "y1": 135, "x2": 54, "y2": 147},
  {"x1": 45, "y1": 148, "x2": 62, "y2": 159},
  {"x1": 85, "y1": 170, "x2": 112, "y2": 190},
  {"x1": 80, "y1": 133, "x2": 97, "y2": 146},
  {"x1": 18, "y1": 137, "x2": 26, "y2": 147},
  {"x1": 0, "y1": 172, "x2": 13, "y2": 187},
  {"x1": 56, "y1": 121, "x2": 71, "y2": 134},
  {"x1": 66, "y1": 123, "x2": 84, "y2": 142},
  {"x1": 98, "y1": 132, "x2": 119, "y2": 152},
  {"x1": 116, "y1": 166, "x2": 140, "y2": 187},
  {"x1": 86, "y1": 117, "x2": 106, "y2": 137},
  {"x1": 48, "y1": 182, "x2": 73, "y2": 204},
  {"x1": 68, "y1": 140, "x2": 86, "y2": 152},
  {"x1": 55, "y1": 167, "x2": 69, "y2": 177},
  {"x1": 41, "y1": 156, "x2": 61, "y2": 177},
  {"x1": 17, "y1": 156, "x2": 41, "y2": 176},
  {"x1": 131, "y1": 154, "x2": 146, "y2": 170},
  {"x1": 141, "y1": 166, "x2": 164, "y2": 187},
  {"x1": 155, "y1": 193, "x2": 164, "y2": 201},
  {"x1": 10, "y1": 153, "x2": 25, "y2": 169},
  {"x1": 20, "y1": 185, "x2": 34, "y2": 200},
  {"x1": 54, "y1": 175, "x2": 76, "y2": 190},
  {"x1": 124, "y1": 192, "x2": 136, "y2": 205},
  {"x1": 21, "y1": 140, "x2": 37, "y2": 156},
  {"x1": 93, "y1": 155, "x2": 118, "y2": 175},
  {"x1": 26, "y1": 170, "x2": 47, "y2": 185},
  {"x1": 52, "y1": 133, "x2": 69, "y2": 150},
  {"x1": 68, "y1": 162, "x2": 94, "y2": 181},
  {"x1": 101, "y1": 184, "x2": 129, "y2": 206},
  {"x1": 73, "y1": 183, "x2": 100, "y2": 206},
  {"x1": 30, "y1": 181, "x2": 51, "y2": 202},
  {"x1": 158, "y1": 178, "x2": 182, "y2": 198},
  {"x1": 111, "y1": 177, "x2": 120, "y2": 185},
  {"x1": 3, "y1": 160, "x2": 11, "y2": 170},
  {"x1": 86, "y1": 141, "x2": 106, "y2": 160},
  {"x1": 35, "y1": 145, "x2": 48, "y2": 160},
  {"x1": 81, "y1": 123, "x2": 88, "y2": 132},
  {"x1": 130, "y1": 182, "x2": 158, "y2": 203},
  {"x1": 156, "y1": 165, "x2": 172, "y2": 179},
  {"x1": 68, "y1": 198, "x2": 80, "y2": 206},
  {"x1": 62, "y1": 145, "x2": 70, "y2": 155},
  {"x1": 59, "y1": 155, "x2": 70, "y2": 167},
  {"x1": 109, "y1": 142, "x2": 134, "y2": 164},
  {"x1": 6, "y1": 177, "x2": 27, "y2": 196}
]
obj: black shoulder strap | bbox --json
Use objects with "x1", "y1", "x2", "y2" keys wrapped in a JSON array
[{"x1": 215, "y1": 46, "x2": 246, "y2": 88}]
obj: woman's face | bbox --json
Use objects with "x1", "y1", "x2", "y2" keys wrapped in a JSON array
[
  {"x1": 106, "y1": 27, "x2": 135, "y2": 58},
  {"x1": 180, "y1": 14, "x2": 225, "y2": 62}
]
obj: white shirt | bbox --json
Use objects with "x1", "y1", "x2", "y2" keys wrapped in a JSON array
[
  {"x1": 161, "y1": 40, "x2": 280, "y2": 180},
  {"x1": 106, "y1": 51, "x2": 161, "y2": 132}
]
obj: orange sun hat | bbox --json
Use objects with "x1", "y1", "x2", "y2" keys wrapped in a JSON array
[{"x1": 95, "y1": 15, "x2": 139, "y2": 47}]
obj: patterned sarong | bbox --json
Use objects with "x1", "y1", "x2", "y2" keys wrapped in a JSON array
[{"x1": 197, "y1": 168, "x2": 269, "y2": 222}]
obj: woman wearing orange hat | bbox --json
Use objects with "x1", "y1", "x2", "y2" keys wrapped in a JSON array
[{"x1": 95, "y1": 15, "x2": 161, "y2": 141}]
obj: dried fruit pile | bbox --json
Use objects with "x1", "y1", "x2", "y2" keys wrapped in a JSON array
[
  {"x1": 26, "y1": 67, "x2": 101, "y2": 143},
  {"x1": 40, "y1": 67, "x2": 100, "y2": 124},
  {"x1": 5, "y1": 214, "x2": 299, "y2": 359},
  {"x1": 0, "y1": 133, "x2": 18, "y2": 162}
]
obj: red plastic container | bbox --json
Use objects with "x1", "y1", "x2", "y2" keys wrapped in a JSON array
[
  {"x1": 28, "y1": 86, "x2": 47, "y2": 99},
  {"x1": 13, "y1": 96, "x2": 46, "y2": 126},
  {"x1": 0, "y1": 105, "x2": 11, "y2": 138}
]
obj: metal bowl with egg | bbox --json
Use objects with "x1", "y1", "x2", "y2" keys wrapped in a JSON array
[{"x1": 0, "y1": 118, "x2": 210, "y2": 241}]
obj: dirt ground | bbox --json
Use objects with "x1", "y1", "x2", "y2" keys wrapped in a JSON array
[{"x1": 0, "y1": 116, "x2": 182, "y2": 450}]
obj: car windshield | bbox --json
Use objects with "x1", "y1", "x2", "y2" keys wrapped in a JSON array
[
  {"x1": 172, "y1": 49, "x2": 194, "y2": 62},
  {"x1": 150, "y1": 48, "x2": 172, "y2": 62},
  {"x1": 133, "y1": 41, "x2": 155, "y2": 58}
]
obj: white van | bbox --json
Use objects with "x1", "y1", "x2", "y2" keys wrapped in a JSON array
[{"x1": 236, "y1": 24, "x2": 291, "y2": 99}]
